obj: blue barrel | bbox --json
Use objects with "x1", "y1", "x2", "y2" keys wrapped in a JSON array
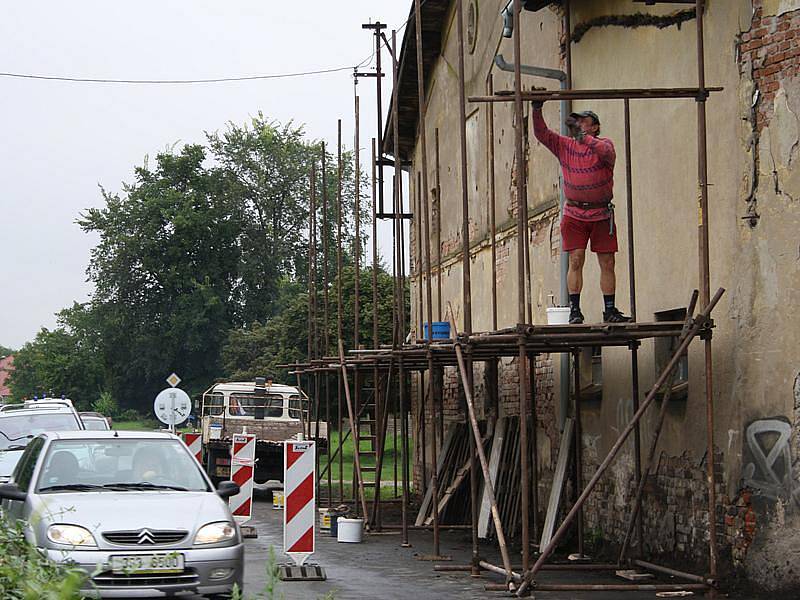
[{"x1": 423, "y1": 321, "x2": 451, "y2": 340}]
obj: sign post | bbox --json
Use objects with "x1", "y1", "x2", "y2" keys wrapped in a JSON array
[
  {"x1": 229, "y1": 433, "x2": 256, "y2": 525},
  {"x1": 282, "y1": 440, "x2": 321, "y2": 574},
  {"x1": 154, "y1": 379, "x2": 191, "y2": 434}
]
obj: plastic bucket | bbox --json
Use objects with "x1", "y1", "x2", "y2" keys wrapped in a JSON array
[
  {"x1": 328, "y1": 510, "x2": 346, "y2": 537},
  {"x1": 319, "y1": 509, "x2": 331, "y2": 533},
  {"x1": 272, "y1": 490, "x2": 285, "y2": 510},
  {"x1": 337, "y1": 517, "x2": 364, "y2": 543},
  {"x1": 423, "y1": 321, "x2": 450, "y2": 340},
  {"x1": 209, "y1": 423, "x2": 223, "y2": 440},
  {"x1": 546, "y1": 307, "x2": 571, "y2": 325}
]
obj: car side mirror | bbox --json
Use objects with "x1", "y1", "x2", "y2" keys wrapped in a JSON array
[
  {"x1": 216, "y1": 480, "x2": 240, "y2": 499},
  {"x1": 0, "y1": 483, "x2": 27, "y2": 501}
]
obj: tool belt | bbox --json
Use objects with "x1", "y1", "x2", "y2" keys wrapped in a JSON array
[{"x1": 566, "y1": 200, "x2": 616, "y2": 235}]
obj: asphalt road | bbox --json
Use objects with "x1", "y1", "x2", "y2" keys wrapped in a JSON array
[{"x1": 238, "y1": 498, "x2": 714, "y2": 600}]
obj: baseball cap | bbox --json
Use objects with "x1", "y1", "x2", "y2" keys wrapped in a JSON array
[{"x1": 570, "y1": 110, "x2": 600, "y2": 125}]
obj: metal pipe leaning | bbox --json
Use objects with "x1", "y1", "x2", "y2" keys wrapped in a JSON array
[
  {"x1": 515, "y1": 287, "x2": 725, "y2": 597},
  {"x1": 448, "y1": 308, "x2": 514, "y2": 587}
]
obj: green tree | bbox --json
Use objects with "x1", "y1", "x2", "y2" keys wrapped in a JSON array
[
  {"x1": 0, "y1": 345, "x2": 13, "y2": 359},
  {"x1": 78, "y1": 145, "x2": 242, "y2": 408},
  {"x1": 221, "y1": 264, "x2": 399, "y2": 381},
  {"x1": 8, "y1": 304, "x2": 103, "y2": 409},
  {"x1": 208, "y1": 114, "x2": 364, "y2": 325}
]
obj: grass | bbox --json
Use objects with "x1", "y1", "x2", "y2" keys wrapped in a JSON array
[
  {"x1": 112, "y1": 420, "x2": 193, "y2": 433},
  {"x1": 322, "y1": 430, "x2": 413, "y2": 500}
]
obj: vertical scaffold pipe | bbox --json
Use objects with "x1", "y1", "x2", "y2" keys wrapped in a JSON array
[
  {"x1": 455, "y1": 0, "x2": 478, "y2": 575},
  {"x1": 695, "y1": 0, "x2": 719, "y2": 589},
  {"x1": 511, "y1": 0, "x2": 531, "y2": 571}
]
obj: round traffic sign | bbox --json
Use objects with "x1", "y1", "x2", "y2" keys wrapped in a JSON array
[{"x1": 153, "y1": 387, "x2": 192, "y2": 426}]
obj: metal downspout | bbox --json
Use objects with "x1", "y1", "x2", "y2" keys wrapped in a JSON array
[{"x1": 493, "y1": 54, "x2": 570, "y2": 427}]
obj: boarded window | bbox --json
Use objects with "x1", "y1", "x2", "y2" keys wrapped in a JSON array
[{"x1": 654, "y1": 308, "x2": 689, "y2": 399}]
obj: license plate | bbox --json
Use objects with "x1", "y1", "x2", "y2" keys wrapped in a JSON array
[
  {"x1": 110, "y1": 553, "x2": 184, "y2": 574},
  {"x1": 215, "y1": 466, "x2": 230, "y2": 477}
]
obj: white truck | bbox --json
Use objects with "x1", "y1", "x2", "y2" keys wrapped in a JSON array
[{"x1": 198, "y1": 379, "x2": 326, "y2": 492}]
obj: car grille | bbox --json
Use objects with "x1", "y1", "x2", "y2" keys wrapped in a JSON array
[
  {"x1": 92, "y1": 569, "x2": 199, "y2": 588},
  {"x1": 102, "y1": 529, "x2": 187, "y2": 546}
]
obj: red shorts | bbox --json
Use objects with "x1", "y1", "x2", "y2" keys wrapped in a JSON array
[{"x1": 561, "y1": 215, "x2": 618, "y2": 253}]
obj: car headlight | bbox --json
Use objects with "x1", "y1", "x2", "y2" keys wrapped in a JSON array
[
  {"x1": 47, "y1": 524, "x2": 97, "y2": 547},
  {"x1": 194, "y1": 521, "x2": 236, "y2": 545}
]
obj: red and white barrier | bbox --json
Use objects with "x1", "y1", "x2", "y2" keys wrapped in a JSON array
[
  {"x1": 284, "y1": 440, "x2": 316, "y2": 566},
  {"x1": 182, "y1": 432, "x2": 203, "y2": 464},
  {"x1": 229, "y1": 433, "x2": 256, "y2": 524}
]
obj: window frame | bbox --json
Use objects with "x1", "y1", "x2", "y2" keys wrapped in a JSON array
[{"x1": 654, "y1": 307, "x2": 690, "y2": 400}]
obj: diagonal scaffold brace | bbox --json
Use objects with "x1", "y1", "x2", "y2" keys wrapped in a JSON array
[
  {"x1": 618, "y1": 290, "x2": 699, "y2": 563},
  {"x1": 448, "y1": 307, "x2": 515, "y2": 589},
  {"x1": 515, "y1": 287, "x2": 725, "y2": 597}
]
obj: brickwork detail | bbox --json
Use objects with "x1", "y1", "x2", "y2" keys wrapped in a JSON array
[
  {"x1": 580, "y1": 449, "x2": 741, "y2": 568},
  {"x1": 738, "y1": 1, "x2": 800, "y2": 131}
]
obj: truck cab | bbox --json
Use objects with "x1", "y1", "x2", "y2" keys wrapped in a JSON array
[{"x1": 199, "y1": 380, "x2": 325, "y2": 491}]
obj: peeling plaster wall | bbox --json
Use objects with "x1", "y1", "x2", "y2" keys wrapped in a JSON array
[{"x1": 406, "y1": 0, "x2": 800, "y2": 591}]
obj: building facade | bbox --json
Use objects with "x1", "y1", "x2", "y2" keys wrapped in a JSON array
[{"x1": 391, "y1": 0, "x2": 800, "y2": 591}]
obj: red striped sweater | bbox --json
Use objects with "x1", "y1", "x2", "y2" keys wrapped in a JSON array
[{"x1": 532, "y1": 108, "x2": 616, "y2": 222}]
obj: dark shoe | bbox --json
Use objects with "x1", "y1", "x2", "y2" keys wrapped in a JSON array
[
  {"x1": 603, "y1": 307, "x2": 631, "y2": 323},
  {"x1": 569, "y1": 307, "x2": 585, "y2": 324}
]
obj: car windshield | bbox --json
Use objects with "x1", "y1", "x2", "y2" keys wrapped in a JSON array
[
  {"x1": 81, "y1": 417, "x2": 109, "y2": 431},
  {"x1": 35, "y1": 438, "x2": 210, "y2": 493},
  {"x1": 0, "y1": 449, "x2": 24, "y2": 478},
  {"x1": 0, "y1": 413, "x2": 82, "y2": 450}
]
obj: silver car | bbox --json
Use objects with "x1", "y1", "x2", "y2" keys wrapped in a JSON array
[
  {"x1": 0, "y1": 399, "x2": 85, "y2": 482},
  {"x1": 0, "y1": 430, "x2": 244, "y2": 598}
]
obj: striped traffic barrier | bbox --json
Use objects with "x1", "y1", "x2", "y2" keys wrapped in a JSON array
[
  {"x1": 283, "y1": 440, "x2": 316, "y2": 566},
  {"x1": 229, "y1": 433, "x2": 256, "y2": 524},
  {"x1": 182, "y1": 432, "x2": 203, "y2": 464}
]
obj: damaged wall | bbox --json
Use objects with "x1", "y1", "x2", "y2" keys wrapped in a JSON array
[{"x1": 403, "y1": 0, "x2": 800, "y2": 592}]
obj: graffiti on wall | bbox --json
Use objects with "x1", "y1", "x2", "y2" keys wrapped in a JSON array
[{"x1": 742, "y1": 416, "x2": 800, "y2": 507}]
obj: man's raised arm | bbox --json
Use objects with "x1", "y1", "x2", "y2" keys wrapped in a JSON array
[{"x1": 531, "y1": 102, "x2": 569, "y2": 158}]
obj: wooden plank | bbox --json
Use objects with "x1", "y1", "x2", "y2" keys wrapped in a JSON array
[
  {"x1": 479, "y1": 417, "x2": 506, "y2": 538},
  {"x1": 424, "y1": 456, "x2": 472, "y2": 526},
  {"x1": 415, "y1": 427, "x2": 455, "y2": 526},
  {"x1": 540, "y1": 417, "x2": 574, "y2": 549}
]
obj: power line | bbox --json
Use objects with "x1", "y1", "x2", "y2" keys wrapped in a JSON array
[
  {"x1": 0, "y1": 11, "x2": 411, "y2": 86},
  {"x1": 0, "y1": 63, "x2": 371, "y2": 85}
]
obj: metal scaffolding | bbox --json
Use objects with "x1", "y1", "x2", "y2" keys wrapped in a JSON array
[{"x1": 289, "y1": 0, "x2": 725, "y2": 596}]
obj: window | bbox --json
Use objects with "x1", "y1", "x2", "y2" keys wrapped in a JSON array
[
  {"x1": 0, "y1": 413, "x2": 81, "y2": 449},
  {"x1": 265, "y1": 395, "x2": 284, "y2": 418},
  {"x1": 203, "y1": 392, "x2": 224, "y2": 417},
  {"x1": 13, "y1": 437, "x2": 45, "y2": 492},
  {"x1": 288, "y1": 396, "x2": 304, "y2": 420},
  {"x1": 34, "y1": 439, "x2": 210, "y2": 492},
  {"x1": 572, "y1": 346, "x2": 603, "y2": 400},
  {"x1": 654, "y1": 308, "x2": 689, "y2": 399}
]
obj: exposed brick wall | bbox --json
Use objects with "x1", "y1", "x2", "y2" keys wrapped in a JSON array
[
  {"x1": 738, "y1": 0, "x2": 800, "y2": 131},
  {"x1": 495, "y1": 241, "x2": 512, "y2": 279},
  {"x1": 580, "y1": 448, "x2": 747, "y2": 570}
]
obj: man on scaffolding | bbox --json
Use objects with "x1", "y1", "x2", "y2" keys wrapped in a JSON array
[{"x1": 532, "y1": 100, "x2": 630, "y2": 324}]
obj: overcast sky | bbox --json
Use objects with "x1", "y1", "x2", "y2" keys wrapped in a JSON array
[{"x1": 0, "y1": 1, "x2": 410, "y2": 349}]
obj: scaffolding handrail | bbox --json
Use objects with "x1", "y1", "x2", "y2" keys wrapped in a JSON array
[{"x1": 468, "y1": 86, "x2": 723, "y2": 103}]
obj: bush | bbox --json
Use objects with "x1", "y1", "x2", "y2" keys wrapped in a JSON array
[
  {"x1": 0, "y1": 518, "x2": 86, "y2": 599},
  {"x1": 92, "y1": 391, "x2": 118, "y2": 418},
  {"x1": 117, "y1": 408, "x2": 141, "y2": 422}
]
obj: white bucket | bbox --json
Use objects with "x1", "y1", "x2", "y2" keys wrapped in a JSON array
[
  {"x1": 546, "y1": 307, "x2": 571, "y2": 325},
  {"x1": 336, "y1": 517, "x2": 364, "y2": 543},
  {"x1": 209, "y1": 423, "x2": 223, "y2": 440}
]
